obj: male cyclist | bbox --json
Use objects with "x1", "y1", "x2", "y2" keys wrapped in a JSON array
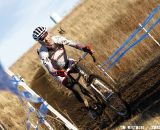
[{"x1": 32, "y1": 26, "x2": 94, "y2": 108}]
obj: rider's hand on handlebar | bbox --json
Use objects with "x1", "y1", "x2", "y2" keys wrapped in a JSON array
[
  {"x1": 82, "y1": 45, "x2": 94, "y2": 55},
  {"x1": 82, "y1": 45, "x2": 96, "y2": 63},
  {"x1": 91, "y1": 54, "x2": 96, "y2": 63},
  {"x1": 56, "y1": 70, "x2": 67, "y2": 77}
]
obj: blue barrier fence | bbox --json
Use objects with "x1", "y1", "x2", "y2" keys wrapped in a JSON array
[
  {"x1": 0, "y1": 63, "x2": 49, "y2": 130},
  {"x1": 100, "y1": 5, "x2": 160, "y2": 73},
  {"x1": 0, "y1": 63, "x2": 20, "y2": 95},
  {"x1": 105, "y1": 17, "x2": 160, "y2": 72},
  {"x1": 0, "y1": 63, "x2": 78, "y2": 130}
]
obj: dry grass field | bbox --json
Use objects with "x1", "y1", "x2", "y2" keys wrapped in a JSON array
[
  {"x1": 1, "y1": 0, "x2": 160, "y2": 129},
  {"x1": 0, "y1": 92, "x2": 27, "y2": 130}
]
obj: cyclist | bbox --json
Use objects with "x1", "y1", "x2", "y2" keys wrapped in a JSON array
[{"x1": 32, "y1": 26, "x2": 94, "y2": 108}]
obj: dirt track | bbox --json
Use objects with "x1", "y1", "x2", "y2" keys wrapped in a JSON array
[{"x1": 7, "y1": 0, "x2": 160, "y2": 129}]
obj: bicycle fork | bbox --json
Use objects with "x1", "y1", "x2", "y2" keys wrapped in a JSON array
[
  {"x1": 90, "y1": 84, "x2": 113, "y2": 103},
  {"x1": 78, "y1": 68, "x2": 112, "y2": 103}
]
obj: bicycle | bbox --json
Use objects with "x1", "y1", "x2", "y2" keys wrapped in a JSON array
[{"x1": 66, "y1": 52, "x2": 129, "y2": 118}]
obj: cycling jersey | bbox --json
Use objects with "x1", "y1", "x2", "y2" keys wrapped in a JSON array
[{"x1": 38, "y1": 35, "x2": 84, "y2": 83}]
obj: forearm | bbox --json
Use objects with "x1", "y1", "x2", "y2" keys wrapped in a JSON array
[
  {"x1": 69, "y1": 43, "x2": 85, "y2": 50},
  {"x1": 41, "y1": 59, "x2": 66, "y2": 77},
  {"x1": 41, "y1": 58, "x2": 56, "y2": 75},
  {"x1": 55, "y1": 36, "x2": 85, "y2": 50}
]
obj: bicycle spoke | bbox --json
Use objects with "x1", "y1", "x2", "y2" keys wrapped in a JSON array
[{"x1": 88, "y1": 75, "x2": 129, "y2": 117}]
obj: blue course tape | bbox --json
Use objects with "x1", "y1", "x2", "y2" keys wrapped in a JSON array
[
  {"x1": 21, "y1": 91, "x2": 44, "y2": 103},
  {"x1": 0, "y1": 63, "x2": 20, "y2": 95},
  {"x1": 11, "y1": 75, "x2": 21, "y2": 86},
  {"x1": 105, "y1": 18, "x2": 160, "y2": 72},
  {"x1": 26, "y1": 106, "x2": 35, "y2": 130},
  {"x1": 100, "y1": 5, "x2": 160, "y2": 68},
  {"x1": 38, "y1": 101, "x2": 49, "y2": 123},
  {"x1": 0, "y1": 63, "x2": 49, "y2": 130},
  {"x1": 35, "y1": 102, "x2": 49, "y2": 130}
]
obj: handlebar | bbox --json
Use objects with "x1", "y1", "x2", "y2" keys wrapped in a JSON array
[{"x1": 66, "y1": 52, "x2": 96, "y2": 73}]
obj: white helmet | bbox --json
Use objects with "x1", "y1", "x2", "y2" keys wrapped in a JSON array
[{"x1": 32, "y1": 26, "x2": 47, "y2": 41}]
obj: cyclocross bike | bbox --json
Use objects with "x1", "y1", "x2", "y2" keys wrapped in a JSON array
[{"x1": 66, "y1": 52, "x2": 129, "y2": 117}]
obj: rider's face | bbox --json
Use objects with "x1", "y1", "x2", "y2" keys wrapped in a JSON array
[
  {"x1": 44, "y1": 34, "x2": 53, "y2": 46},
  {"x1": 39, "y1": 33, "x2": 53, "y2": 46}
]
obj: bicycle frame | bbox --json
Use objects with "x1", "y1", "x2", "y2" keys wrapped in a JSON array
[
  {"x1": 66, "y1": 52, "x2": 89, "y2": 73},
  {"x1": 66, "y1": 52, "x2": 113, "y2": 101},
  {"x1": 66, "y1": 52, "x2": 129, "y2": 117}
]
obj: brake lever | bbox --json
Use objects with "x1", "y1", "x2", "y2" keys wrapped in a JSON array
[{"x1": 91, "y1": 54, "x2": 96, "y2": 63}]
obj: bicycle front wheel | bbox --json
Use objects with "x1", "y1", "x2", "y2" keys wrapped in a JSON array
[
  {"x1": 88, "y1": 75, "x2": 129, "y2": 117},
  {"x1": 107, "y1": 93, "x2": 129, "y2": 117}
]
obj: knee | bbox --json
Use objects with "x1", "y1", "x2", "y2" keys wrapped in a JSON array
[{"x1": 72, "y1": 83, "x2": 81, "y2": 92}]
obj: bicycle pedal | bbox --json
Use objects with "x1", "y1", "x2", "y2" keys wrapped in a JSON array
[
  {"x1": 88, "y1": 109, "x2": 98, "y2": 119},
  {"x1": 93, "y1": 104, "x2": 103, "y2": 115}
]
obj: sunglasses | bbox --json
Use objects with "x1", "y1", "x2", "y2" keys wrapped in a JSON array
[{"x1": 38, "y1": 32, "x2": 48, "y2": 41}]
